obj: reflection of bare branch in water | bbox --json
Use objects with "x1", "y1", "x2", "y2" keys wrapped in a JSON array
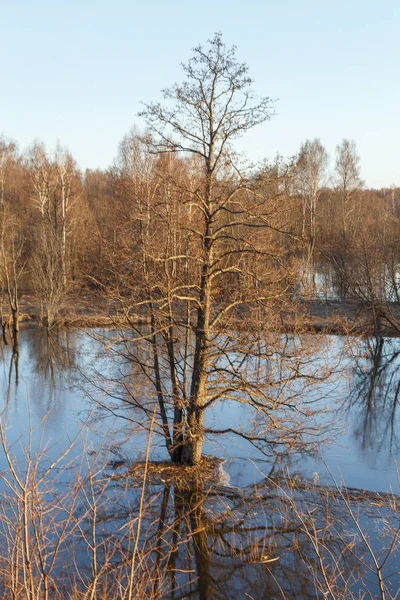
[{"x1": 348, "y1": 336, "x2": 400, "y2": 453}]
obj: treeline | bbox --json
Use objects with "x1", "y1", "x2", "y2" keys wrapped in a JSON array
[{"x1": 0, "y1": 131, "x2": 399, "y2": 329}]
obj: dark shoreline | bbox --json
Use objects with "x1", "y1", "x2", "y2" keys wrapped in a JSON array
[{"x1": 8, "y1": 297, "x2": 400, "y2": 337}]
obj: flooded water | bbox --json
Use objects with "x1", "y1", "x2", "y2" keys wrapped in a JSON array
[
  {"x1": 0, "y1": 328, "x2": 399, "y2": 598},
  {"x1": 301, "y1": 261, "x2": 400, "y2": 303}
]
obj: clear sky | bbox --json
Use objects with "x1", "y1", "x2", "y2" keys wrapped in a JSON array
[{"x1": 1, "y1": 0, "x2": 399, "y2": 187}]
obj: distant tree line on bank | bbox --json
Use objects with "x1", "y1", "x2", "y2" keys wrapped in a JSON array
[{"x1": 0, "y1": 130, "x2": 398, "y2": 326}]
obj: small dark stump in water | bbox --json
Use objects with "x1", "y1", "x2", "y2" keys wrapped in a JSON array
[{"x1": 108, "y1": 458, "x2": 126, "y2": 470}]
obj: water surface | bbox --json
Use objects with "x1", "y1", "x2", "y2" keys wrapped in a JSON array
[{"x1": 1, "y1": 328, "x2": 399, "y2": 598}]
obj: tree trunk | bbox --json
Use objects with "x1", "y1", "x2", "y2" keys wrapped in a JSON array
[{"x1": 186, "y1": 212, "x2": 213, "y2": 464}]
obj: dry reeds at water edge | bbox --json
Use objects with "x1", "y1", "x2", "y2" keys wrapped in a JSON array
[
  {"x1": 0, "y1": 408, "x2": 227, "y2": 600},
  {"x1": 0, "y1": 414, "x2": 398, "y2": 599}
]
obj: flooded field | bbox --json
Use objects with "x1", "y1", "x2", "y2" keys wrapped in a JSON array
[{"x1": 0, "y1": 328, "x2": 399, "y2": 598}]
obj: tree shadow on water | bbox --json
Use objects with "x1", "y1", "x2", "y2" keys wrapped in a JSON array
[
  {"x1": 101, "y1": 468, "x2": 390, "y2": 600},
  {"x1": 348, "y1": 336, "x2": 400, "y2": 454}
]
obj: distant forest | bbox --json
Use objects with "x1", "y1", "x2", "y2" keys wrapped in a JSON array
[{"x1": 0, "y1": 131, "x2": 399, "y2": 329}]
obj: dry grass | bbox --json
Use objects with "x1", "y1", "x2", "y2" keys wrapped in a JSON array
[
  {"x1": 59, "y1": 314, "x2": 150, "y2": 328},
  {"x1": 125, "y1": 456, "x2": 224, "y2": 489}
]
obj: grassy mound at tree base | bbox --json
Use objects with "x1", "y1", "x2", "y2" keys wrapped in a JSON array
[{"x1": 120, "y1": 456, "x2": 225, "y2": 489}]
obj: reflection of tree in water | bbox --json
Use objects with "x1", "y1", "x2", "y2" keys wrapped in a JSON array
[
  {"x1": 92, "y1": 472, "x2": 373, "y2": 600},
  {"x1": 0, "y1": 332, "x2": 19, "y2": 401},
  {"x1": 29, "y1": 328, "x2": 77, "y2": 383},
  {"x1": 16, "y1": 328, "x2": 81, "y2": 424},
  {"x1": 349, "y1": 336, "x2": 400, "y2": 453}
]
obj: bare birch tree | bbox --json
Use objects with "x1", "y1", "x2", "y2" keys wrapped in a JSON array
[
  {"x1": 54, "y1": 145, "x2": 80, "y2": 288},
  {"x1": 334, "y1": 139, "x2": 363, "y2": 248},
  {"x1": 296, "y1": 138, "x2": 328, "y2": 274}
]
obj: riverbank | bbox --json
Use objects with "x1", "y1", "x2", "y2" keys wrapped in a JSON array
[
  {"x1": 8, "y1": 293, "x2": 150, "y2": 329},
  {"x1": 293, "y1": 299, "x2": 400, "y2": 337},
  {"x1": 8, "y1": 294, "x2": 400, "y2": 337}
]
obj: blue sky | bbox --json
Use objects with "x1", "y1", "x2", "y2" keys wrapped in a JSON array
[{"x1": 1, "y1": 0, "x2": 399, "y2": 187}]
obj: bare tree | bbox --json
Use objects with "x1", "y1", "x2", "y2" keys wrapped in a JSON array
[
  {"x1": 0, "y1": 210, "x2": 24, "y2": 344},
  {"x1": 0, "y1": 136, "x2": 18, "y2": 208},
  {"x1": 27, "y1": 141, "x2": 56, "y2": 221},
  {"x1": 334, "y1": 139, "x2": 363, "y2": 248},
  {"x1": 54, "y1": 145, "x2": 80, "y2": 288},
  {"x1": 139, "y1": 33, "x2": 277, "y2": 464},
  {"x1": 0, "y1": 137, "x2": 21, "y2": 343},
  {"x1": 26, "y1": 142, "x2": 82, "y2": 324},
  {"x1": 89, "y1": 34, "x2": 337, "y2": 467},
  {"x1": 295, "y1": 138, "x2": 328, "y2": 275}
]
